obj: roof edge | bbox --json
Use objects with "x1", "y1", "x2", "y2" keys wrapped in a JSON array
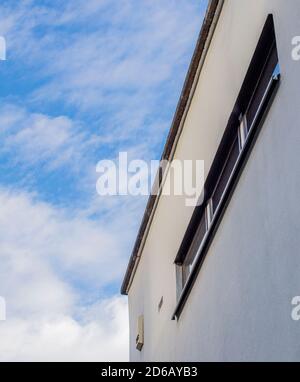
[{"x1": 121, "y1": 0, "x2": 223, "y2": 295}]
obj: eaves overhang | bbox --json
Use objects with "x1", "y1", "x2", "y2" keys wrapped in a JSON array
[{"x1": 121, "y1": 0, "x2": 224, "y2": 295}]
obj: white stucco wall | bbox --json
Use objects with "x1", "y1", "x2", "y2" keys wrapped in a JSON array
[{"x1": 127, "y1": 0, "x2": 300, "y2": 361}]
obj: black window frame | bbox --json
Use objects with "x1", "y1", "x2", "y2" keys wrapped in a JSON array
[{"x1": 173, "y1": 14, "x2": 280, "y2": 320}]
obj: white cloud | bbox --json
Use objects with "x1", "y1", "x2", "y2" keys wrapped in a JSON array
[
  {"x1": 6, "y1": 115, "x2": 72, "y2": 163},
  {"x1": 0, "y1": 297, "x2": 128, "y2": 362},
  {"x1": 0, "y1": 0, "x2": 203, "y2": 121},
  {"x1": 34, "y1": 1, "x2": 200, "y2": 111},
  {"x1": 0, "y1": 188, "x2": 134, "y2": 293},
  {"x1": 0, "y1": 103, "x2": 96, "y2": 175},
  {"x1": 0, "y1": 188, "x2": 131, "y2": 360},
  {"x1": 0, "y1": 1, "x2": 206, "y2": 171}
]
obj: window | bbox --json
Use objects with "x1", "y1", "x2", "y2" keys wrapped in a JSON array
[
  {"x1": 173, "y1": 15, "x2": 280, "y2": 319},
  {"x1": 212, "y1": 133, "x2": 240, "y2": 213},
  {"x1": 179, "y1": 202, "x2": 213, "y2": 290}
]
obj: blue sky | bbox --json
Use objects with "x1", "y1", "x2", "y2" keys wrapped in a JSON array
[{"x1": 0, "y1": 0, "x2": 207, "y2": 360}]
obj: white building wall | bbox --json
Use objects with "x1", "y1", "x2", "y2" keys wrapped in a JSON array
[{"x1": 128, "y1": 0, "x2": 300, "y2": 361}]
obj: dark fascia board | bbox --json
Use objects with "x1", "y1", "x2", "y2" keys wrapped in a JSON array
[{"x1": 121, "y1": 0, "x2": 221, "y2": 295}]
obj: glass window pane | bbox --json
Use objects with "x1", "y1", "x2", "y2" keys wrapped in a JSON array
[
  {"x1": 182, "y1": 211, "x2": 207, "y2": 285},
  {"x1": 212, "y1": 136, "x2": 240, "y2": 212}
]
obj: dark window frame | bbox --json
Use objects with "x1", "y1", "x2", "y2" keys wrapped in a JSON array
[{"x1": 173, "y1": 14, "x2": 280, "y2": 320}]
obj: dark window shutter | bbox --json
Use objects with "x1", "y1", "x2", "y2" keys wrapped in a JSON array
[{"x1": 212, "y1": 135, "x2": 240, "y2": 212}]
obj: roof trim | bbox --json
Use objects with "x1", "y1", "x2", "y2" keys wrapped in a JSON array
[{"x1": 121, "y1": 0, "x2": 223, "y2": 295}]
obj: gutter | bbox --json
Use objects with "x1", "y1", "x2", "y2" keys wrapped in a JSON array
[{"x1": 121, "y1": 0, "x2": 224, "y2": 295}]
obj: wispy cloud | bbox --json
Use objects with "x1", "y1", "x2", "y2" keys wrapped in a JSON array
[
  {"x1": 0, "y1": 0, "x2": 204, "y2": 131},
  {"x1": 0, "y1": 103, "x2": 93, "y2": 171}
]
